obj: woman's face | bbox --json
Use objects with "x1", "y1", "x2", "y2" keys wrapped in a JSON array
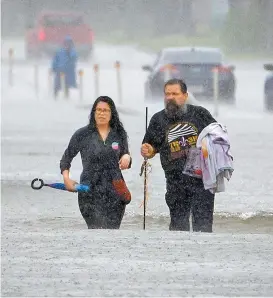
[{"x1": 94, "y1": 101, "x2": 112, "y2": 126}]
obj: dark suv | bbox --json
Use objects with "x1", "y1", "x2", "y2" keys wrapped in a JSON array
[{"x1": 142, "y1": 47, "x2": 236, "y2": 103}]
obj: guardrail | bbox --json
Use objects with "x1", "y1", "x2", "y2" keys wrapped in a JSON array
[{"x1": 3, "y1": 47, "x2": 124, "y2": 104}]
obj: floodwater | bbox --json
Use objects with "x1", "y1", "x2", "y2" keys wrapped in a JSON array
[{"x1": 1, "y1": 39, "x2": 273, "y2": 296}]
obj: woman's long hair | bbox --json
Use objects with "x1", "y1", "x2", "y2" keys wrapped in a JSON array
[{"x1": 88, "y1": 96, "x2": 128, "y2": 141}]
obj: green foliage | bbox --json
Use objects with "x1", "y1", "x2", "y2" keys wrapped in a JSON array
[{"x1": 221, "y1": 0, "x2": 269, "y2": 54}]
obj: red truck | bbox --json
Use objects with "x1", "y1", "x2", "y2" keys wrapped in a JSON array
[{"x1": 25, "y1": 11, "x2": 94, "y2": 60}]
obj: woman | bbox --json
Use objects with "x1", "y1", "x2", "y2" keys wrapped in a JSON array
[{"x1": 60, "y1": 96, "x2": 132, "y2": 229}]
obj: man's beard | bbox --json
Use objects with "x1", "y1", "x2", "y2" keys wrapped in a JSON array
[{"x1": 165, "y1": 100, "x2": 187, "y2": 119}]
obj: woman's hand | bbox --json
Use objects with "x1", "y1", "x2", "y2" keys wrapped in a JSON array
[
  {"x1": 63, "y1": 177, "x2": 78, "y2": 192},
  {"x1": 119, "y1": 154, "x2": 131, "y2": 170}
]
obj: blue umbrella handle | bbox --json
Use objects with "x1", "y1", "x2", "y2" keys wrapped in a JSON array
[
  {"x1": 31, "y1": 178, "x2": 44, "y2": 189},
  {"x1": 75, "y1": 184, "x2": 90, "y2": 192}
]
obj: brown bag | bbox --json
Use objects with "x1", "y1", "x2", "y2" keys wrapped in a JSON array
[{"x1": 112, "y1": 179, "x2": 131, "y2": 205}]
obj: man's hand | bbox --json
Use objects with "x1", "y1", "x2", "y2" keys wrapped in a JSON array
[{"x1": 141, "y1": 143, "x2": 156, "y2": 159}]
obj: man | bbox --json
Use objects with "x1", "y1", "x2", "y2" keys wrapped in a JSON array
[
  {"x1": 141, "y1": 78, "x2": 217, "y2": 232},
  {"x1": 51, "y1": 35, "x2": 78, "y2": 98}
]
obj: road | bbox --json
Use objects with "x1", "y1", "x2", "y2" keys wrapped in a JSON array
[{"x1": 1, "y1": 38, "x2": 273, "y2": 297}]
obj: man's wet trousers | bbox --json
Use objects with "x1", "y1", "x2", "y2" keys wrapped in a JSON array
[{"x1": 165, "y1": 173, "x2": 215, "y2": 232}]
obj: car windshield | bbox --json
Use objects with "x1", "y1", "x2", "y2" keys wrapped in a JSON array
[
  {"x1": 161, "y1": 50, "x2": 223, "y2": 64},
  {"x1": 43, "y1": 15, "x2": 84, "y2": 27}
]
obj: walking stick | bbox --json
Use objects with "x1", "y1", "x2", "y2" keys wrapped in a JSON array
[{"x1": 140, "y1": 107, "x2": 149, "y2": 230}]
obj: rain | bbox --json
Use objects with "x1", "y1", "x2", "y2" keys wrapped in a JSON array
[{"x1": 1, "y1": 0, "x2": 273, "y2": 296}]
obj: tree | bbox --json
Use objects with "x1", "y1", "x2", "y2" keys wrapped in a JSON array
[{"x1": 222, "y1": 0, "x2": 272, "y2": 54}]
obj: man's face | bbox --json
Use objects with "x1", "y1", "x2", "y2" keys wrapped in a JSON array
[{"x1": 164, "y1": 84, "x2": 188, "y2": 118}]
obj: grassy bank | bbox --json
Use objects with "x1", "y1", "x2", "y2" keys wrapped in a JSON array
[{"x1": 97, "y1": 32, "x2": 273, "y2": 62}]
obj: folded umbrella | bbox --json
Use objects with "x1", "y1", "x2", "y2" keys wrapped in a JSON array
[{"x1": 31, "y1": 178, "x2": 90, "y2": 192}]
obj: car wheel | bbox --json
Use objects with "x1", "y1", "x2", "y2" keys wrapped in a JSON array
[
  {"x1": 265, "y1": 96, "x2": 273, "y2": 111},
  {"x1": 145, "y1": 82, "x2": 163, "y2": 102},
  {"x1": 220, "y1": 79, "x2": 235, "y2": 104}
]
